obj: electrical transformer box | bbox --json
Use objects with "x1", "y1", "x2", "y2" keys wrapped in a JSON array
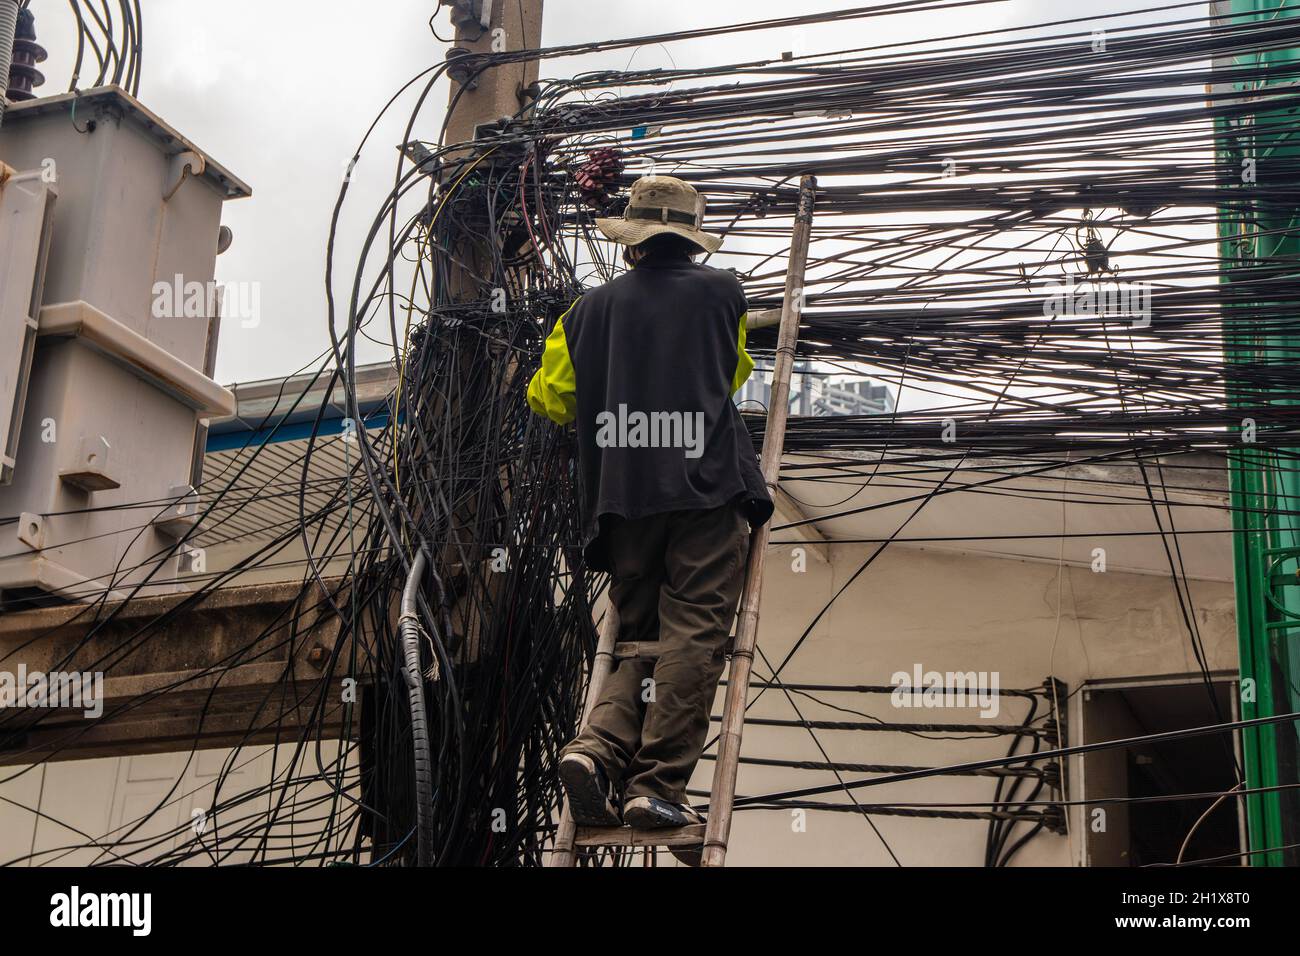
[{"x1": 0, "y1": 86, "x2": 250, "y2": 604}]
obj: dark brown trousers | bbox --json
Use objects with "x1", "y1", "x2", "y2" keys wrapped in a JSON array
[{"x1": 564, "y1": 501, "x2": 749, "y2": 804}]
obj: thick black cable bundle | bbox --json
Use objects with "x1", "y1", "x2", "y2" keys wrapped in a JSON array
[{"x1": 323, "y1": 117, "x2": 603, "y2": 864}]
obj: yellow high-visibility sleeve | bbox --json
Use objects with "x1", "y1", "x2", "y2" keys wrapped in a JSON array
[
  {"x1": 732, "y1": 311, "x2": 755, "y2": 395},
  {"x1": 527, "y1": 305, "x2": 579, "y2": 425}
]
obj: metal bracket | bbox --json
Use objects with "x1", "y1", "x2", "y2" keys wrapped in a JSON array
[
  {"x1": 15, "y1": 512, "x2": 44, "y2": 551},
  {"x1": 58, "y1": 434, "x2": 119, "y2": 492},
  {"x1": 153, "y1": 484, "x2": 200, "y2": 539}
]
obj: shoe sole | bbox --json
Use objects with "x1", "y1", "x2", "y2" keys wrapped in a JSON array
[{"x1": 558, "y1": 758, "x2": 621, "y2": 827}]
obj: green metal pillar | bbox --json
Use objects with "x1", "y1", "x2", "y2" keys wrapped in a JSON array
[{"x1": 1215, "y1": 0, "x2": 1300, "y2": 866}]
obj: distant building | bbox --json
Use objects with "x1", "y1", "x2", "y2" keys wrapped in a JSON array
[{"x1": 736, "y1": 362, "x2": 896, "y2": 416}]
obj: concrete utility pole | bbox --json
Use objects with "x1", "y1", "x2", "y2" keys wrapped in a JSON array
[
  {"x1": 427, "y1": 0, "x2": 545, "y2": 600},
  {"x1": 439, "y1": 0, "x2": 544, "y2": 147}
]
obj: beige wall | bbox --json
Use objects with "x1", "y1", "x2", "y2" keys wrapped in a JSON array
[
  {"x1": 0, "y1": 741, "x2": 353, "y2": 866},
  {"x1": 700, "y1": 538, "x2": 1237, "y2": 867}
]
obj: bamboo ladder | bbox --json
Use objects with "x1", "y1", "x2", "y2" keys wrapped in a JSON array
[{"x1": 549, "y1": 175, "x2": 817, "y2": 868}]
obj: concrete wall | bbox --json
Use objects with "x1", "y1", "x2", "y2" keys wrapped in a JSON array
[
  {"x1": 0, "y1": 741, "x2": 353, "y2": 866},
  {"x1": 707, "y1": 539, "x2": 1237, "y2": 867}
]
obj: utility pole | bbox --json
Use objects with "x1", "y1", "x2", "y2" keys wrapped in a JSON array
[
  {"x1": 398, "y1": 0, "x2": 547, "y2": 862},
  {"x1": 440, "y1": 0, "x2": 543, "y2": 147},
  {"x1": 426, "y1": 0, "x2": 546, "y2": 570}
]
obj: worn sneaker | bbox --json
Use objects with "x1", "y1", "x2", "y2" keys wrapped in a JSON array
[
  {"x1": 558, "y1": 752, "x2": 621, "y2": 827},
  {"x1": 623, "y1": 795, "x2": 705, "y2": 829}
]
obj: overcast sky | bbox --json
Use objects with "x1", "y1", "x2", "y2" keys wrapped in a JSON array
[{"x1": 27, "y1": 0, "x2": 1171, "y2": 384}]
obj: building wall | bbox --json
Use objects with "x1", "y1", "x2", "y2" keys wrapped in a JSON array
[
  {"x1": 0, "y1": 741, "x2": 351, "y2": 866},
  {"x1": 704, "y1": 539, "x2": 1237, "y2": 867}
]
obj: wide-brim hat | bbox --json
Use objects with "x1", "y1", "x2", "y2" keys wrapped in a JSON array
[{"x1": 595, "y1": 175, "x2": 723, "y2": 254}]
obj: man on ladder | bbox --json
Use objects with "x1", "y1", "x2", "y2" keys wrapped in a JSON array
[{"x1": 527, "y1": 175, "x2": 773, "y2": 836}]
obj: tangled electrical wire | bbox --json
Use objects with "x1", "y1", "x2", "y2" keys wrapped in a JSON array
[
  {"x1": 4, "y1": 0, "x2": 1300, "y2": 868},
  {"x1": 14, "y1": 0, "x2": 143, "y2": 96}
]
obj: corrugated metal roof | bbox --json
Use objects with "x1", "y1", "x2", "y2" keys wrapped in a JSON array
[{"x1": 196, "y1": 364, "x2": 392, "y2": 555}]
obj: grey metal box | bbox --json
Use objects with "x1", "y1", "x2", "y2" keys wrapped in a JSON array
[{"x1": 0, "y1": 87, "x2": 250, "y2": 602}]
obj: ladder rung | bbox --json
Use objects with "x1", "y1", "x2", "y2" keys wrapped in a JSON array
[
  {"x1": 573, "y1": 823, "x2": 706, "y2": 848},
  {"x1": 613, "y1": 641, "x2": 660, "y2": 661}
]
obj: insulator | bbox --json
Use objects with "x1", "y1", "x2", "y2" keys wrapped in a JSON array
[{"x1": 7, "y1": 7, "x2": 47, "y2": 102}]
